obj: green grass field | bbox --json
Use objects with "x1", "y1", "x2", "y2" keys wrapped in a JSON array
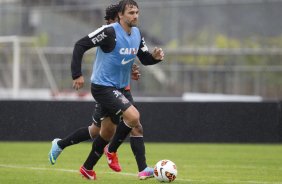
[{"x1": 0, "y1": 142, "x2": 282, "y2": 184}]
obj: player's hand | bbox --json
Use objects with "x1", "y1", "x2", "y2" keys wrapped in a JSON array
[
  {"x1": 152, "y1": 47, "x2": 164, "y2": 61},
  {"x1": 72, "y1": 76, "x2": 84, "y2": 90},
  {"x1": 131, "y1": 64, "x2": 141, "y2": 80}
]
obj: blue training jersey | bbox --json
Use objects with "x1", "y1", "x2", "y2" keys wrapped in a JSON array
[
  {"x1": 71, "y1": 23, "x2": 162, "y2": 83},
  {"x1": 91, "y1": 23, "x2": 141, "y2": 89}
]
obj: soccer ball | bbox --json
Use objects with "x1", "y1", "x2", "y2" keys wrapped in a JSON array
[{"x1": 153, "y1": 160, "x2": 177, "y2": 183}]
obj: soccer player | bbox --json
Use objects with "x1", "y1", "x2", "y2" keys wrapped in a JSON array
[
  {"x1": 72, "y1": 0, "x2": 164, "y2": 180},
  {"x1": 48, "y1": 2, "x2": 158, "y2": 180}
]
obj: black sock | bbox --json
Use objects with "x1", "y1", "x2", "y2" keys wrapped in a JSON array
[
  {"x1": 108, "y1": 121, "x2": 132, "y2": 153},
  {"x1": 130, "y1": 136, "x2": 147, "y2": 172},
  {"x1": 57, "y1": 127, "x2": 91, "y2": 149},
  {"x1": 83, "y1": 135, "x2": 109, "y2": 170}
]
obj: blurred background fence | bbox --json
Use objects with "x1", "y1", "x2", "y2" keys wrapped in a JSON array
[{"x1": 1, "y1": 0, "x2": 282, "y2": 100}]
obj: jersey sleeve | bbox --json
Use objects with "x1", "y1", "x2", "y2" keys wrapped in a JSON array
[
  {"x1": 71, "y1": 25, "x2": 115, "y2": 80},
  {"x1": 137, "y1": 34, "x2": 162, "y2": 66}
]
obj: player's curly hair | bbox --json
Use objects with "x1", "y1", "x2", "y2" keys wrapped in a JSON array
[{"x1": 104, "y1": 3, "x2": 119, "y2": 21}]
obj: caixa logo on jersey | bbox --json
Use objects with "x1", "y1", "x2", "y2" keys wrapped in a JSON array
[
  {"x1": 119, "y1": 48, "x2": 138, "y2": 55},
  {"x1": 91, "y1": 32, "x2": 107, "y2": 44}
]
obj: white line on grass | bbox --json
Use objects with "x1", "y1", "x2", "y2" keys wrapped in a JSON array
[
  {"x1": 1, "y1": 164, "x2": 281, "y2": 184},
  {"x1": 0, "y1": 164, "x2": 77, "y2": 173},
  {"x1": 0, "y1": 164, "x2": 192, "y2": 182},
  {"x1": 0, "y1": 164, "x2": 136, "y2": 175},
  {"x1": 184, "y1": 164, "x2": 282, "y2": 171}
]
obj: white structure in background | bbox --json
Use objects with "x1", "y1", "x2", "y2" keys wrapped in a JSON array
[
  {"x1": 0, "y1": 36, "x2": 58, "y2": 99},
  {"x1": 182, "y1": 93, "x2": 262, "y2": 102}
]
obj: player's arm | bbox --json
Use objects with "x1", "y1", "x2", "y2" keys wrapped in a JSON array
[
  {"x1": 70, "y1": 36, "x2": 93, "y2": 81},
  {"x1": 137, "y1": 35, "x2": 164, "y2": 66},
  {"x1": 71, "y1": 26, "x2": 116, "y2": 90}
]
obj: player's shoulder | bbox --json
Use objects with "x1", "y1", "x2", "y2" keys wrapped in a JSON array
[
  {"x1": 88, "y1": 24, "x2": 114, "y2": 38},
  {"x1": 132, "y1": 26, "x2": 141, "y2": 38},
  {"x1": 132, "y1": 26, "x2": 140, "y2": 31},
  {"x1": 130, "y1": 26, "x2": 140, "y2": 34}
]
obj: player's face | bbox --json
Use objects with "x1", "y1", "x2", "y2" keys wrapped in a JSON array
[{"x1": 120, "y1": 5, "x2": 139, "y2": 27}]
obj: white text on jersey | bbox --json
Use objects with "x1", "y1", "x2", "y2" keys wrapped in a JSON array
[
  {"x1": 91, "y1": 32, "x2": 107, "y2": 44},
  {"x1": 119, "y1": 48, "x2": 138, "y2": 55}
]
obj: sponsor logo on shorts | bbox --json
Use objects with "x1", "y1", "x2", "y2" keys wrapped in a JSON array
[
  {"x1": 119, "y1": 96, "x2": 129, "y2": 104},
  {"x1": 113, "y1": 90, "x2": 122, "y2": 98}
]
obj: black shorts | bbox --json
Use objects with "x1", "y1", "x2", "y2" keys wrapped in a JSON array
[
  {"x1": 91, "y1": 102, "x2": 122, "y2": 127},
  {"x1": 91, "y1": 83, "x2": 134, "y2": 125}
]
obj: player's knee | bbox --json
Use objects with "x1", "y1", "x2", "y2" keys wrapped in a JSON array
[
  {"x1": 131, "y1": 112, "x2": 140, "y2": 124},
  {"x1": 130, "y1": 124, "x2": 143, "y2": 136},
  {"x1": 123, "y1": 107, "x2": 140, "y2": 127},
  {"x1": 88, "y1": 124, "x2": 99, "y2": 138},
  {"x1": 126, "y1": 115, "x2": 139, "y2": 128}
]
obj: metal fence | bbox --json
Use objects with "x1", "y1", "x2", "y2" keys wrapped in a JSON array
[
  {"x1": 1, "y1": 39, "x2": 282, "y2": 99},
  {"x1": 1, "y1": 0, "x2": 282, "y2": 100}
]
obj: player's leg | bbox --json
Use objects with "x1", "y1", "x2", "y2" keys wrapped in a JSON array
[
  {"x1": 107, "y1": 105, "x2": 139, "y2": 152},
  {"x1": 49, "y1": 124, "x2": 100, "y2": 165},
  {"x1": 103, "y1": 105, "x2": 141, "y2": 173},
  {"x1": 130, "y1": 123, "x2": 154, "y2": 179},
  {"x1": 93, "y1": 85, "x2": 139, "y2": 157},
  {"x1": 105, "y1": 89, "x2": 153, "y2": 178},
  {"x1": 57, "y1": 123, "x2": 99, "y2": 149},
  {"x1": 105, "y1": 89, "x2": 140, "y2": 171},
  {"x1": 83, "y1": 84, "x2": 137, "y2": 176},
  {"x1": 80, "y1": 117, "x2": 116, "y2": 180},
  {"x1": 107, "y1": 88, "x2": 139, "y2": 152},
  {"x1": 48, "y1": 103, "x2": 102, "y2": 165}
]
